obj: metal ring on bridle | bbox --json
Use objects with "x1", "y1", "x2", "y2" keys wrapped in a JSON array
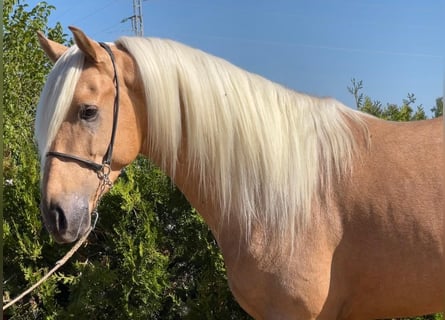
[{"x1": 97, "y1": 163, "x2": 112, "y2": 181}]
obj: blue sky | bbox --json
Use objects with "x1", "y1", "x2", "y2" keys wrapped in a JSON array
[{"x1": 31, "y1": 0, "x2": 444, "y2": 115}]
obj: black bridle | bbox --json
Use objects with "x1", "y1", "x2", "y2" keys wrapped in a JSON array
[{"x1": 46, "y1": 42, "x2": 120, "y2": 186}]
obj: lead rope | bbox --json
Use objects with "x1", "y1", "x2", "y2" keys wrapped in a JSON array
[
  {"x1": 2, "y1": 228, "x2": 92, "y2": 311},
  {"x1": 3, "y1": 166, "x2": 114, "y2": 312}
]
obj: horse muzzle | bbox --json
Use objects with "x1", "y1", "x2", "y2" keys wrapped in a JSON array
[{"x1": 40, "y1": 194, "x2": 91, "y2": 243}]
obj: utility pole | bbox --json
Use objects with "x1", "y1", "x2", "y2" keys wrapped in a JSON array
[{"x1": 121, "y1": 0, "x2": 144, "y2": 37}]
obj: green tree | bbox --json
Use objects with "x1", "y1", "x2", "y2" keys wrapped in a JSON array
[
  {"x1": 348, "y1": 78, "x2": 438, "y2": 120},
  {"x1": 431, "y1": 97, "x2": 443, "y2": 118}
]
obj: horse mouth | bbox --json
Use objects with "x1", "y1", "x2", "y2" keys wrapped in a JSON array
[
  {"x1": 44, "y1": 218, "x2": 90, "y2": 244},
  {"x1": 40, "y1": 199, "x2": 91, "y2": 244},
  {"x1": 51, "y1": 230, "x2": 82, "y2": 244}
]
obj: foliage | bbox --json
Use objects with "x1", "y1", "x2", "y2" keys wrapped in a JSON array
[
  {"x1": 347, "y1": 78, "x2": 436, "y2": 120},
  {"x1": 431, "y1": 97, "x2": 443, "y2": 118}
]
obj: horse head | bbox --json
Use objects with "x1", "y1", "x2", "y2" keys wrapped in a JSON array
[{"x1": 36, "y1": 27, "x2": 146, "y2": 243}]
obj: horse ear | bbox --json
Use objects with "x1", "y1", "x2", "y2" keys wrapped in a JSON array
[
  {"x1": 68, "y1": 26, "x2": 101, "y2": 63},
  {"x1": 37, "y1": 31, "x2": 68, "y2": 63}
]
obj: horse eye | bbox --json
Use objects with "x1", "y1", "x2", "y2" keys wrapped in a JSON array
[{"x1": 79, "y1": 105, "x2": 98, "y2": 121}]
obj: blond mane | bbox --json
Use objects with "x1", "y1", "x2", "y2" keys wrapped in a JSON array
[
  {"x1": 117, "y1": 37, "x2": 365, "y2": 241},
  {"x1": 36, "y1": 36, "x2": 366, "y2": 243}
]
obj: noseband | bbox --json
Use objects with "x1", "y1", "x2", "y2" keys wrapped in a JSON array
[{"x1": 46, "y1": 42, "x2": 120, "y2": 186}]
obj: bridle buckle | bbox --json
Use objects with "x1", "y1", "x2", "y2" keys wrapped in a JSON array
[{"x1": 97, "y1": 163, "x2": 112, "y2": 185}]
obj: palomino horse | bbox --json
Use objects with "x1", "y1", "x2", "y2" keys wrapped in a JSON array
[{"x1": 36, "y1": 27, "x2": 444, "y2": 319}]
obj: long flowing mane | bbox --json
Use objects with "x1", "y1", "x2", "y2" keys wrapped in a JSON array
[
  {"x1": 36, "y1": 36, "x2": 367, "y2": 243},
  {"x1": 116, "y1": 37, "x2": 367, "y2": 242}
]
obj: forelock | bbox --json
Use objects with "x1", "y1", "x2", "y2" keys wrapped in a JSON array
[{"x1": 35, "y1": 45, "x2": 85, "y2": 169}]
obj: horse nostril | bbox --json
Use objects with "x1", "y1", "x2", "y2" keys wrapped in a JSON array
[{"x1": 49, "y1": 203, "x2": 67, "y2": 232}]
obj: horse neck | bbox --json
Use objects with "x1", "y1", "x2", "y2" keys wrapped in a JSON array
[
  {"x1": 172, "y1": 152, "x2": 234, "y2": 240},
  {"x1": 130, "y1": 38, "x2": 369, "y2": 252}
]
